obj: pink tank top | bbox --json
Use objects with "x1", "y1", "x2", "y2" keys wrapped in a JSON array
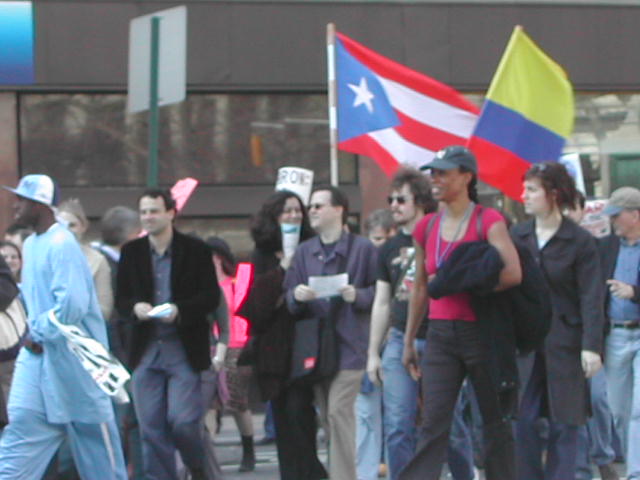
[{"x1": 413, "y1": 206, "x2": 504, "y2": 322}]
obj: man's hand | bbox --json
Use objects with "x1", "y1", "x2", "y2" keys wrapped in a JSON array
[
  {"x1": 133, "y1": 302, "x2": 152, "y2": 321},
  {"x1": 339, "y1": 285, "x2": 356, "y2": 303},
  {"x1": 402, "y1": 343, "x2": 421, "y2": 381},
  {"x1": 367, "y1": 352, "x2": 383, "y2": 386},
  {"x1": 294, "y1": 285, "x2": 317, "y2": 303},
  {"x1": 158, "y1": 303, "x2": 179, "y2": 324},
  {"x1": 581, "y1": 350, "x2": 602, "y2": 379},
  {"x1": 607, "y1": 279, "x2": 634, "y2": 300}
]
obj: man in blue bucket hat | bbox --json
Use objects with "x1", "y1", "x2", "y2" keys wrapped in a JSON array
[{"x1": 0, "y1": 174, "x2": 127, "y2": 479}]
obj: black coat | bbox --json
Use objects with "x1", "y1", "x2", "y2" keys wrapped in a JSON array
[
  {"x1": 511, "y1": 218, "x2": 605, "y2": 425},
  {"x1": 115, "y1": 229, "x2": 220, "y2": 371},
  {"x1": 428, "y1": 241, "x2": 520, "y2": 416},
  {"x1": 239, "y1": 249, "x2": 295, "y2": 401},
  {"x1": 598, "y1": 234, "x2": 640, "y2": 323}
]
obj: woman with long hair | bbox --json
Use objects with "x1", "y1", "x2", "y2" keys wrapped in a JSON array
[
  {"x1": 512, "y1": 162, "x2": 605, "y2": 480},
  {"x1": 400, "y1": 145, "x2": 522, "y2": 480},
  {"x1": 239, "y1": 190, "x2": 327, "y2": 480}
]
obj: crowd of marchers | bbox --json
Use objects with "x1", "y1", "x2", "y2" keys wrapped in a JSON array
[{"x1": 0, "y1": 146, "x2": 638, "y2": 480}]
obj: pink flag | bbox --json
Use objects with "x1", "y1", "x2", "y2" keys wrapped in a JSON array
[{"x1": 171, "y1": 177, "x2": 199, "y2": 213}]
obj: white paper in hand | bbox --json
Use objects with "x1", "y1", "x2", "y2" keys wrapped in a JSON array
[
  {"x1": 147, "y1": 303, "x2": 173, "y2": 319},
  {"x1": 308, "y1": 273, "x2": 349, "y2": 298}
]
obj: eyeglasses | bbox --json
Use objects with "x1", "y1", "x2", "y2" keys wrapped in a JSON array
[
  {"x1": 387, "y1": 195, "x2": 407, "y2": 205},
  {"x1": 308, "y1": 203, "x2": 326, "y2": 211}
]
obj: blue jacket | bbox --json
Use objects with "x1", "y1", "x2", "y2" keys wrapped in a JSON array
[{"x1": 284, "y1": 232, "x2": 377, "y2": 370}]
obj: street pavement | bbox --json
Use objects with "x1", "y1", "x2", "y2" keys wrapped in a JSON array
[
  {"x1": 211, "y1": 412, "x2": 627, "y2": 480},
  {"x1": 212, "y1": 411, "x2": 326, "y2": 480}
]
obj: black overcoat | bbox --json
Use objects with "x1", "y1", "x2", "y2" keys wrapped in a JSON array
[
  {"x1": 511, "y1": 218, "x2": 605, "y2": 425},
  {"x1": 239, "y1": 249, "x2": 295, "y2": 401},
  {"x1": 115, "y1": 229, "x2": 220, "y2": 371}
]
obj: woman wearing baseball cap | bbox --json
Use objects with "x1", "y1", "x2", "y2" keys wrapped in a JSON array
[{"x1": 400, "y1": 146, "x2": 522, "y2": 480}]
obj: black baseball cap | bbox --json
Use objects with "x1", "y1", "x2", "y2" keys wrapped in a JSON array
[{"x1": 422, "y1": 145, "x2": 477, "y2": 174}]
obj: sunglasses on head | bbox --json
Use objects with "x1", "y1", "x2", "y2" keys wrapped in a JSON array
[{"x1": 387, "y1": 195, "x2": 407, "y2": 205}]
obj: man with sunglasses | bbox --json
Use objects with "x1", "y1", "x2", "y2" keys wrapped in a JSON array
[{"x1": 366, "y1": 168, "x2": 475, "y2": 480}]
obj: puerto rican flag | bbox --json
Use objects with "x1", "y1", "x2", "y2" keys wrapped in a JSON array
[{"x1": 336, "y1": 32, "x2": 480, "y2": 175}]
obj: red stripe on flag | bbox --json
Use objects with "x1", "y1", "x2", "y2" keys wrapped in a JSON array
[
  {"x1": 337, "y1": 32, "x2": 479, "y2": 115},
  {"x1": 467, "y1": 136, "x2": 532, "y2": 202},
  {"x1": 340, "y1": 136, "x2": 400, "y2": 177},
  {"x1": 395, "y1": 110, "x2": 469, "y2": 153}
]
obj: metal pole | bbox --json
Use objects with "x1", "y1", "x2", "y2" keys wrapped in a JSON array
[
  {"x1": 327, "y1": 23, "x2": 339, "y2": 187},
  {"x1": 147, "y1": 16, "x2": 161, "y2": 187}
]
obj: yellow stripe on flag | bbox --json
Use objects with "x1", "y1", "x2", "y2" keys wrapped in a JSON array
[{"x1": 486, "y1": 26, "x2": 574, "y2": 139}]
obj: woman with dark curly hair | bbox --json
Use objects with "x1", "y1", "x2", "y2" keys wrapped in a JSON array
[
  {"x1": 512, "y1": 162, "x2": 605, "y2": 480},
  {"x1": 240, "y1": 190, "x2": 327, "y2": 480}
]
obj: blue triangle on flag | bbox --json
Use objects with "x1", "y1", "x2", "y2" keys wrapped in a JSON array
[{"x1": 337, "y1": 38, "x2": 400, "y2": 142}]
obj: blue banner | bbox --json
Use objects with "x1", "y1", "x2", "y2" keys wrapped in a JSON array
[{"x1": 0, "y1": 1, "x2": 34, "y2": 85}]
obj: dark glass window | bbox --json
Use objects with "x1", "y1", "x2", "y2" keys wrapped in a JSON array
[{"x1": 19, "y1": 93, "x2": 356, "y2": 187}]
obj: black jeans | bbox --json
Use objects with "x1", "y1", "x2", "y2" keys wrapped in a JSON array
[
  {"x1": 399, "y1": 320, "x2": 515, "y2": 480},
  {"x1": 272, "y1": 382, "x2": 327, "y2": 480}
]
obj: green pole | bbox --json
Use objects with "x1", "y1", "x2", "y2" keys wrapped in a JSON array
[{"x1": 147, "y1": 16, "x2": 161, "y2": 187}]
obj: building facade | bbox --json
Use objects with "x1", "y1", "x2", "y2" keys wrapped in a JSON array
[{"x1": 1, "y1": 0, "x2": 639, "y2": 250}]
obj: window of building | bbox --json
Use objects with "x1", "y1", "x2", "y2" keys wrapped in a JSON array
[{"x1": 19, "y1": 92, "x2": 357, "y2": 187}]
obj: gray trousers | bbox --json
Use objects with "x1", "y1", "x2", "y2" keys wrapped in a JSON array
[{"x1": 132, "y1": 339, "x2": 205, "y2": 480}]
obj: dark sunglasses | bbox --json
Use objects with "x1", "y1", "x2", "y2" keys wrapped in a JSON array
[
  {"x1": 529, "y1": 163, "x2": 548, "y2": 173},
  {"x1": 387, "y1": 195, "x2": 407, "y2": 205}
]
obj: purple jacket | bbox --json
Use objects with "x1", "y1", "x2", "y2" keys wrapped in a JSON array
[{"x1": 284, "y1": 232, "x2": 377, "y2": 370}]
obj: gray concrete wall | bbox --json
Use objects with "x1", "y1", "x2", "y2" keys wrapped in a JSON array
[{"x1": 28, "y1": 1, "x2": 640, "y2": 91}]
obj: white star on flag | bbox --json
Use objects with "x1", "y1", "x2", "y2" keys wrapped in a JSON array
[{"x1": 348, "y1": 77, "x2": 375, "y2": 113}]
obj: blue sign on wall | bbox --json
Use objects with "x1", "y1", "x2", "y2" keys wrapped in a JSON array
[{"x1": 0, "y1": 1, "x2": 34, "y2": 85}]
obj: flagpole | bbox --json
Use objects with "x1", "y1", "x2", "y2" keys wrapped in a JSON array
[{"x1": 327, "y1": 23, "x2": 339, "y2": 187}]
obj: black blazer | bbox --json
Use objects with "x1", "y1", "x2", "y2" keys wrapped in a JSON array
[
  {"x1": 598, "y1": 234, "x2": 640, "y2": 316},
  {"x1": 115, "y1": 229, "x2": 220, "y2": 371}
]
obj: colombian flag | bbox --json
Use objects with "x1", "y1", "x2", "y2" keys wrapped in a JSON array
[{"x1": 468, "y1": 26, "x2": 574, "y2": 201}]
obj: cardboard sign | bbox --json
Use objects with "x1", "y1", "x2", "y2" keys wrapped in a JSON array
[
  {"x1": 276, "y1": 167, "x2": 314, "y2": 205},
  {"x1": 580, "y1": 199, "x2": 611, "y2": 238}
]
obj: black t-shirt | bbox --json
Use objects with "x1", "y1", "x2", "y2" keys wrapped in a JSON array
[{"x1": 377, "y1": 231, "x2": 428, "y2": 338}]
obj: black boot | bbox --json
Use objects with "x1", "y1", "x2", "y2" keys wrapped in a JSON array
[{"x1": 238, "y1": 435, "x2": 255, "y2": 472}]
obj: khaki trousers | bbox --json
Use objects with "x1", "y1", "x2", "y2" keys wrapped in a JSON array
[{"x1": 314, "y1": 369, "x2": 363, "y2": 480}]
